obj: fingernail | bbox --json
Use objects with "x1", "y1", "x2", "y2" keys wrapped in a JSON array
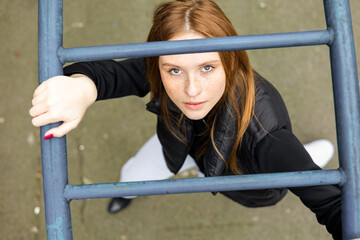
[{"x1": 44, "y1": 134, "x2": 54, "y2": 140}]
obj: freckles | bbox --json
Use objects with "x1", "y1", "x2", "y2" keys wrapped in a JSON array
[
  {"x1": 163, "y1": 79, "x2": 179, "y2": 90},
  {"x1": 162, "y1": 81, "x2": 181, "y2": 98},
  {"x1": 207, "y1": 75, "x2": 225, "y2": 90}
]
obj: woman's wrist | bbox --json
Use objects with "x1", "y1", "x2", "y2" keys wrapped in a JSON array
[{"x1": 70, "y1": 73, "x2": 98, "y2": 107}]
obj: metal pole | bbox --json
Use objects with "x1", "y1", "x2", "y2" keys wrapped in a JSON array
[
  {"x1": 324, "y1": 0, "x2": 360, "y2": 239},
  {"x1": 58, "y1": 30, "x2": 333, "y2": 63},
  {"x1": 64, "y1": 170, "x2": 344, "y2": 201},
  {"x1": 38, "y1": 0, "x2": 73, "y2": 239}
]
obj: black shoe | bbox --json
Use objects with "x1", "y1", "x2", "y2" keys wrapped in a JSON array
[{"x1": 108, "y1": 197, "x2": 132, "y2": 213}]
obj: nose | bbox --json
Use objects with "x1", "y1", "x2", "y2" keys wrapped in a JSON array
[{"x1": 185, "y1": 74, "x2": 202, "y2": 97}]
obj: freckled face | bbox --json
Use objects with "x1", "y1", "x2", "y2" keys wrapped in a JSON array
[{"x1": 159, "y1": 32, "x2": 226, "y2": 120}]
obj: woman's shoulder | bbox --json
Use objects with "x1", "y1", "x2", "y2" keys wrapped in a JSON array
[
  {"x1": 244, "y1": 70, "x2": 292, "y2": 147},
  {"x1": 253, "y1": 71, "x2": 282, "y2": 101},
  {"x1": 252, "y1": 70, "x2": 290, "y2": 124}
]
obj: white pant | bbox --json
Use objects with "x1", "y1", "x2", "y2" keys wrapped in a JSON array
[{"x1": 119, "y1": 134, "x2": 204, "y2": 198}]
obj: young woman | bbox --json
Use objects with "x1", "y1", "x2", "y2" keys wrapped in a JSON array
[{"x1": 30, "y1": 0, "x2": 341, "y2": 239}]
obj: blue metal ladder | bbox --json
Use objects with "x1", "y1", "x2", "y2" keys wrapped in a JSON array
[{"x1": 38, "y1": 0, "x2": 359, "y2": 239}]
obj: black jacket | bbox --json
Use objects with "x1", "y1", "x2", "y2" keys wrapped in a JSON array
[{"x1": 146, "y1": 71, "x2": 292, "y2": 207}]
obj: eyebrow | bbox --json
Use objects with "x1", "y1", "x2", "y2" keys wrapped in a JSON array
[{"x1": 161, "y1": 60, "x2": 221, "y2": 68}]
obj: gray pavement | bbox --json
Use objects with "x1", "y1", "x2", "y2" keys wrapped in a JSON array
[{"x1": 1, "y1": 0, "x2": 360, "y2": 239}]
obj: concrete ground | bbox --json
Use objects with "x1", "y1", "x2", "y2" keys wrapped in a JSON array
[{"x1": 1, "y1": 0, "x2": 359, "y2": 239}]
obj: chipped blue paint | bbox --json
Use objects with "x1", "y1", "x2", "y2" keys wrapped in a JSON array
[{"x1": 48, "y1": 217, "x2": 64, "y2": 240}]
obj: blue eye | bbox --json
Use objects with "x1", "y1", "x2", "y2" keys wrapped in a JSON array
[
  {"x1": 169, "y1": 68, "x2": 182, "y2": 75},
  {"x1": 202, "y1": 65, "x2": 213, "y2": 72}
]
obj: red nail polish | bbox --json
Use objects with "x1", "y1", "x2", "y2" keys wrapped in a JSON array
[{"x1": 44, "y1": 134, "x2": 54, "y2": 140}]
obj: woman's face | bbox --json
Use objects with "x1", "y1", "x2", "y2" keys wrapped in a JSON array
[{"x1": 159, "y1": 32, "x2": 226, "y2": 120}]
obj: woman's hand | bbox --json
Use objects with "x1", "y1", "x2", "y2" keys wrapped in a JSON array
[{"x1": 29, "y1": 74, "x2": 97, "y2": 139}]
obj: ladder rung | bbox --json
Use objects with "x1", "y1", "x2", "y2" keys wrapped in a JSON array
[{"x1": 59, "y1": 30, "x2": 333, "y2": 63}]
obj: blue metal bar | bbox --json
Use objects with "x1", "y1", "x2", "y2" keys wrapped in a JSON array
[
  {"x1": 38, "y1": 0, "x2": 73, "y2": 239},
  {"x1": 64, "y1": 170, "x2": 345, "y2": 201},
  {"x1": 324, "y1": 0, "x2": 360, "y2": 239},
  {"x1": 58, "y1": 30, "x2": 333, "y2": 63}
]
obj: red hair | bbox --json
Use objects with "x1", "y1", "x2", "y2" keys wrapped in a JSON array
[{"x1": 146, "y1": 0, "x2": 255, "y2": 174}]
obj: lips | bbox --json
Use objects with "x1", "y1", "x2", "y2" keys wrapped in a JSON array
[{"x1": 184, "y1": 101, "x2": 205, "y2": 110}]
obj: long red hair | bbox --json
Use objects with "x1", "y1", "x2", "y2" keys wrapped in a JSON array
[{"x1": 146, "y1": 0, "x2": 255, "y2": 174}]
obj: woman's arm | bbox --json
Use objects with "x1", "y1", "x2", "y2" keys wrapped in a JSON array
[
  {"x1": 255, "y1": 129, "x2": 342, "y2": 240},
  {"x1": 63, "y1": 58, "x2": 149, "y2": 100},
  {"x1": 30, "y1": 58, "x2": 149, "y2": 138}
]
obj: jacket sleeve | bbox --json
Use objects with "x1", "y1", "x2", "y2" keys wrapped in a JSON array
[
  {"x1": 255, "y1": 129, "x2": 342, "y2": 240},
  {"x1": 63, "y1": 58, "x2": 149, "y2": 100}
]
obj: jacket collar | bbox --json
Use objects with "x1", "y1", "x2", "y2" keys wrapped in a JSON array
[
  {"x1": 147, "y1": 98, "x2": 237, "y2": 177},
  {"x1": 203, "y1": 101, "x2": 237, "y2": 176}
]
